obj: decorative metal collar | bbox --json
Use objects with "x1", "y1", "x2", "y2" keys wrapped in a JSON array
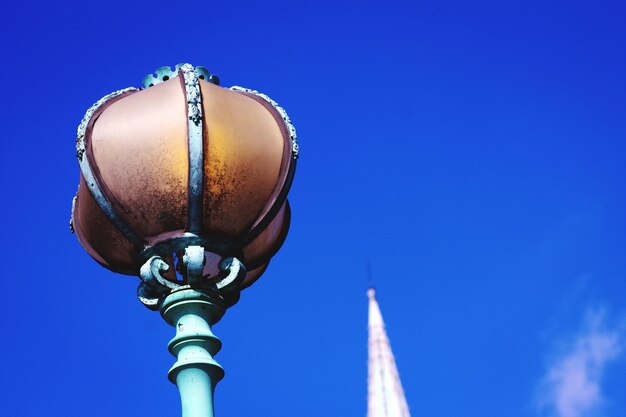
[
  {"x1": 142, "y1": 64, "x2": 219, "y2": 89},
  {"x1": 137, "y1": 245, "x2": 245, "y2": 310}
]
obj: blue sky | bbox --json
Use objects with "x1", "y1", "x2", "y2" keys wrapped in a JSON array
[{"x1": 1, "y1": 1, "x2": 625, "y2": 416}]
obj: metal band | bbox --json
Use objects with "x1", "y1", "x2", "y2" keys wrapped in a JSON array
[
  {"x1": 75, "y1": 87, "x2": 142, "y2": 245},
  {"x1": 143, "y1": 63, "x2": 218, "y2": 235},
  {"x1": 180, "y1": 64, "x2": 205, "y2": 234}
]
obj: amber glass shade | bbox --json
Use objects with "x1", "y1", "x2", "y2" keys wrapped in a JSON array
[{"x1": 72, "y1": 73, "x2": 296, "y2": 288}]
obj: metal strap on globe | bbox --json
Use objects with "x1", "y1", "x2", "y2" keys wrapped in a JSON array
[
  {"x1": 180, "y1": 64, "x2": 205, "y2": 234},
  {"x1": 74, "y1": 87, "x2": 141, "y2": 245},
  {"x1": 142, "y1": 64, "x2": 224, "y2": 243},
  {"x1": 142, "y1": 63, "x2": 210, "y2": 234}
]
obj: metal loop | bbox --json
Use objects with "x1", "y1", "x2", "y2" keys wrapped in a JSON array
[
  {"x1": 140, "y1": 256, "x2": 178, "y2": 290},
  {"x1": 137, "y1": 283, "x2": 161, "y2": 311},
  {"x1": 215, "y1": 257, "x2": 246, "y2": 292},
  {"x1": 137, "y1": 256, "x2": 178, "y2": 310}
]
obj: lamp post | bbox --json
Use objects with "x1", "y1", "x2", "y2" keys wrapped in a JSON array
[{"x1": 70, "y1": 63, "x2": 298, "y2": 417}]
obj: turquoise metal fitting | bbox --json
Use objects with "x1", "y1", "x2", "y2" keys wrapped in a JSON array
[
  {"x1": 161, "y1": 288, "x2": 225, "y2": 417},
  {"x1": 142, "y1": 64, "x2": 219, "y2": 89}
]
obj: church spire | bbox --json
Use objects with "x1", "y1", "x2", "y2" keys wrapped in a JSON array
[{"x1": 367, "y1": 287, "x2": 411, "y2": 417}]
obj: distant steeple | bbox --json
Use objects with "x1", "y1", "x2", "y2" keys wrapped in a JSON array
[{"x1": 367, "y1": 287, "x2": 411, "y2": 417}]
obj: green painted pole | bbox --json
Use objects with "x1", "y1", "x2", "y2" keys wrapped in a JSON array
[{"x1": 161, "y1": 288, "x2": 225, "y2": 417}]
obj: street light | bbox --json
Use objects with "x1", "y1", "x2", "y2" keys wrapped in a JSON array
[{"x1": 70, "y1": 63, "x2": 298, "y2": 417}]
